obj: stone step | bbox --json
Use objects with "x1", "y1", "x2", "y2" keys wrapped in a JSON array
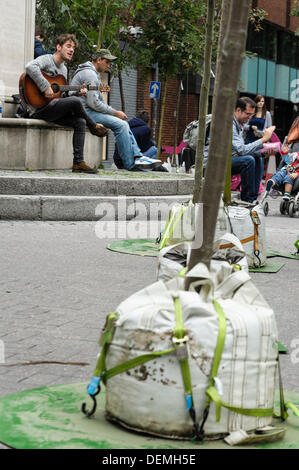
[
  {"x1": 0, "y1": 169, "x2": 194, "y2": 221},
  {"x1": 0, "y1": 194, "x2": 191, "y2": 221},
  {"x1": 0, "y1": 170, "x2": 194, "y2": 197}
]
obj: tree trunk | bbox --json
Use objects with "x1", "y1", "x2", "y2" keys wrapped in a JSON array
[
  {"x1": 174, "y1": 80, "x2": 182, "y2": 162},
  {"x1": 187, "y1": 0, "x2": 251, "y2": 275},
  {"x1": 192, "y1": 0, "x2": 215, "y2": 204},
  {"x1": 214, "y1": 0, "x2": 233, "y2": 205},
  {"x1": 157, "y1": 79, "x2": 167, "y2": 160},
  {"x1": 118, "y1": 69, "x2": 126, "y2": 113},
  {"x1": 97, "y1": 1, "x2": 108, "y2": 49}
]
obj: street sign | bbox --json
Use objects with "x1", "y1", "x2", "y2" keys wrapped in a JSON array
[{"x1": 149, "y1": 81, "x2": 161, "y2": 99}]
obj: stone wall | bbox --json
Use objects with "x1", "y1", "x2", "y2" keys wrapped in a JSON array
[{"x1": 0, "y1": 0, "x2": 35, "y2": 117}]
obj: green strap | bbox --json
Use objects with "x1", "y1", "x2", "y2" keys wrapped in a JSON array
[
  {"x1": 206, "y1": 385, "x2": 274, "y2": 422},
  {"x1": 173, "y1": 297, "x2": 193, "y2": 402},
  {"x1": 284, "y1": 401, "x2": 299, "y2": 418},
  {"x1": 174, "y1": 296, "x2": 185, "y2": 339},
  {"x1": 93, "y1": 313, "x2": 118, "y2": 377},
  {"x1": 159, "y1": 206, "x2": 186, "y2": 249},
  {"x1": 274, "y1": 355, "x2": 299, "y2": 420},
  {"x1": 209, "y1": 300, "x2": 227, "y2": 386},
  {"x1": 93, "y1": 312, "x2": 175, "y2": 381},
  {"x1": 206, "y1": 300, "x2": 274, "y2": 422},
  {"x1": 179, "y1": 267, "x2": 187, "y2": 278},
  {"x1": 102, "y1": 347, "x2": 176, "y2": 383}
]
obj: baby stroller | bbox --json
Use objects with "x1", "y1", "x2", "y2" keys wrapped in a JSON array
[
  {"x1": 260, "y1": 167, "x2": 299, "y2": 217},
  {"x1": 260, "y1": 118, "x2": 299, "y2": 217}
]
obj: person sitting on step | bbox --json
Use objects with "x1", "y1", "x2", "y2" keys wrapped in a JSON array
[
  {"x1": 70, "y1": 49, "x2": 162, "y2": 171},
  {"x1": 25, "y1": 33, "x2": 108, "y2": 174}
]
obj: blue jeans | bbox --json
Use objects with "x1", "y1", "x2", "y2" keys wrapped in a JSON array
[
  {"x1": 85, "y1": 110, "x2": 141, "y2": 170},
  {"x1": 231, "y1": 155, "x2": 263, "y2": 203},
  {"x1": 272, "y1": 168, "x2": 293, "y2": 186},
  {"x1": 33, "y1": 97, "x2": 97, "y2": 163},
  {"x1": 143, "y1": 146, "x2": 158, "y2": 159}
]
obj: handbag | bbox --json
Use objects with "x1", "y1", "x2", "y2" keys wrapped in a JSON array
[{"x1": 287, "y1": 117, "x2": 299, "y2": 144}]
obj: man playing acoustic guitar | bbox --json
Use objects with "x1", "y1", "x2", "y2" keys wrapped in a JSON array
[{"x1": 25, "y1": 34, "x2": 107, "y2": 174}]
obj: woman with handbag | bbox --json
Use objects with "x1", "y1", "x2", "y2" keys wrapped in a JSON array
[{"x1": 244, "y1": 95, "x2": 272, "y2": 144}]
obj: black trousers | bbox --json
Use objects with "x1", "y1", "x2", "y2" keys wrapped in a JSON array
[{"x1": 32, "y1": 96, "x2": 95, "y2": 163}]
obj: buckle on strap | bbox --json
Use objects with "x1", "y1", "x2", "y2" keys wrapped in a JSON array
[
  {"x1": 172, "y1": 335, "x2": 189, "y2": 361},
  {"x1": 86, "y1": 375, "x2": 101, "y2": 396},
  {"x1": 82, "y1": 375, "x2": 101, "y2": 418},
  {"x1": 251, "y1": 210, "x2": 261, "y2": 225}
]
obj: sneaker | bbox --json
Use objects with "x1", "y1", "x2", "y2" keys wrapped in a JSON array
[
  {"x1": 89, "y1": 123, "x2": 109, "y2": 137},
  {"x1": 72, "y1": 161, "x2": 99, "y2": 174},
  {"x1": 282, "y1": 194, "x2": 290, "y2": 201},
  {"x1": 152, "y1": 165, "x2": 169, "y2": 172},
  {"x1": 128, "y1": 166, "x2": 147, "y2": 172},
  {"x1": 134, "y1": 156, "x2": 162, "y2": 168},
  {"x1": 266, "y1": 179, "x2": 274, "y2": 192}
]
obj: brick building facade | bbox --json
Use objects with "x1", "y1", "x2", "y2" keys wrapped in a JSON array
[{"x1": 132, "y1": 0, "x2": 299, "y2": 154}]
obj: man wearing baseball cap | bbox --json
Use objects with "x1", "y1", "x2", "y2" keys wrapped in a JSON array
[{"x1": 70, "y1": 49, "x2": 161, "y2": 171}]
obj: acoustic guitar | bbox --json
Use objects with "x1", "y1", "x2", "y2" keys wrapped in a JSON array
[{"x1": 19, "y1": 72, "x2": 110, "y2": 109}]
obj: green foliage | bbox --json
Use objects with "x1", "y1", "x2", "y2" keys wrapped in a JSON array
[
  {"x1": 36, "y1": 1, "x2": 269, "y2": 80},
  {"x1": 131, "y1": 0, "x2": 212, "y2": 80},
  {"x1": 248, "y1": 7, "x2": 268, "y2": 32},
  {"x1": 35, "y1": 0, "x2": 134, "y2": 72},
  {"x1": 290, "y1": 0, "x2": 299, "y2": 16}
]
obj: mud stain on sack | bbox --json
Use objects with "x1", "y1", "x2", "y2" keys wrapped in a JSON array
[
  {"x1": 128, "y1": 364, "x2": 149, "y2": 381},
  {"x1": 128, "y1": 330, "x2": 173, "y2": 351}
]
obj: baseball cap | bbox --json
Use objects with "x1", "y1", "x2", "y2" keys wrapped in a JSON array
[{"x1": 93, "y1": 48, "x2": 117, "y2": 61}]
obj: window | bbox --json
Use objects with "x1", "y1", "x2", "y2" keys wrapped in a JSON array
[{"x1": 246, "y1": 21, "x2": 299, "y2": 67}]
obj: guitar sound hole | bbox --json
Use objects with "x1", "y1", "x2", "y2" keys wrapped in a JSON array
[{"x1": 51, "y1": 83, "x2": 60, "y2": 93}]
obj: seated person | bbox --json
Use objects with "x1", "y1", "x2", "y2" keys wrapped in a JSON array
[
  {"x1": 70, "y1": 50, "x2": 161, "y2": 171},
  {"x1": 231, "y1": 97, "x2": 275, "y2": 203},
  {"x1": 266, "y1": 142, "x2": 299, "y2": 200},
  {"x1": 113, "y1": 110, "x2": 158, "y2": 169},
  {"x1": 34, "y1": 27, "x2": 53, "y2": 58},
  {"x1": 26, "y1": 33, "x2": 107, "y2": 174}
]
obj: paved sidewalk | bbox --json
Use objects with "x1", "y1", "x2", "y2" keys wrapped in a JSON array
[{"x1": 0, "y1": 214, "x2": 298, "y2": 448}]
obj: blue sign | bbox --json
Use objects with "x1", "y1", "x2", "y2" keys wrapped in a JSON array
[{"x1": 149, "y1": 81, "x2": 161, "y2": 99}]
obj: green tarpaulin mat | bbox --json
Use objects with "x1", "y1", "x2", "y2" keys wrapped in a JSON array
[
  {"x1": 267, "y1": 250, "x2": 299, "y2": 260},
  {"x1": 107, "y1": 238, "x2": 159, "y2": 257},
  {"x1": 106, "y1": 241, "x2": 290, "y2": 271},
  {"x1": 248, "y1": 262, "x2": 285, "y2": 273},
  {"x1": 0, "y1": 383, "x2": 299, "y2": 449},
  {"x1": 278, "y1": 341, "x2": 289, "y2": 354}
]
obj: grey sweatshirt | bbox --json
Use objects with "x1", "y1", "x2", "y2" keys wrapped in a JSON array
[
  {"x1": 232, "y1": 117, "x2": 263, "y2": 156},
  {"x1": 25, "y1": 54, "x2": 68, "y2": 93},
  {"x1": 70, "y1": 61, "x2": 115, "y2": 115}
]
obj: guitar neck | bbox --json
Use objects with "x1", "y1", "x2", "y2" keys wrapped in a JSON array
[{"x1": 59, "y1": 85, "x2": 99, "y2": 92}]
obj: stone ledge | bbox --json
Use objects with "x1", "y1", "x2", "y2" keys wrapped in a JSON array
[
  {"x1": 0, "y1": 118, "x2": 103, "y2": 170},
  {"x1": 0, "y1": 117, "x2": 72, "y2": 130}
]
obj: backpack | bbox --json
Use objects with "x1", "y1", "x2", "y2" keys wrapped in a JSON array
[
  {"x1": 12, "y1": 94, "x2": 31, "y2": 118},
  {"x1": 183, "y1": 114, "x2": 212, "y2": 151}
]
